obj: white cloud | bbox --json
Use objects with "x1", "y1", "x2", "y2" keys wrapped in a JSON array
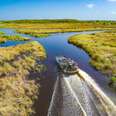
[
  {"x1": 111, "y1": 11, "x2": 116, "y2": 15},
  {"x1": 86, "y1": 4, "x2": 95, "y2": 8},
  {"x1": 108, "y1": 0, "x2": 116, "y2": 2}
]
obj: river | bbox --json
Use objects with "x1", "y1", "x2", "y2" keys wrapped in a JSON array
[{"x1": 0, "y1": 28, "x2": 116, "y2": 116}]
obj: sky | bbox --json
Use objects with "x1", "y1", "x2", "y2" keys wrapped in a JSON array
[{"x1": 0, "y1": 0, "x2": 116, "y2": 20}]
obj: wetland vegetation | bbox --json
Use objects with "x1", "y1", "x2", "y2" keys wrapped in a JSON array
[
  {"x1": 0, "y1": 41, "x2": 46, "y2": 115},
  {"x1": 0, "y1": 31, "x2": 29, "y2": 43},
  {"x1": 16, "y1": 29, "x2": 50, "y2": 38},
  {"x1": 68, "y1": 30, "x2": 116, "y2": 79},
  {"x1": 1, "y1": 20, "x2": 116, "y2": 35}
]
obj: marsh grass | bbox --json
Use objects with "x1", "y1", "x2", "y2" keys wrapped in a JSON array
[
  {"x1": 2, "y1": 34, "x2": 29, "y2": 41},
  {"x1": 0, "y1": 32, "x2": 29, "y2": 43},
  {"x1": 0, "y1": 20, "x2": 116, "y2": 41},
  {"x1": 0, "y1": 31, "x2": 6, "y2": 43},
  {"x1": 111, "y1": 77, "x2": 116, "y2": 83},
  {"x1": 0, "y1": 31, "x2": 5, "y2": 35},
  {"x1": 1, "y1": 20, "x2": 116, "y2": 35},
  {"x1": 0, "y1": 41, "x2": 46, "y2": 115},
  {"x1": 109, "y1": 77, "x2": 116, "y2": 88},
  {"x1": 17, "y1": 29, "x2": 50, "y2": 38},
  {"x1": 68, "y1": 30, "x2": 116, "y2": 77}
]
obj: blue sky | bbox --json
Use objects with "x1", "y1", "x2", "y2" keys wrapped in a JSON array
[{"x1": 0, "y1": 0, "x2": 116, "y2": 20}]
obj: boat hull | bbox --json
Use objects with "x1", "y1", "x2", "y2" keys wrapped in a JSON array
[{"x1": 56, "y1": 56, "x2": 78, "y2": 74}]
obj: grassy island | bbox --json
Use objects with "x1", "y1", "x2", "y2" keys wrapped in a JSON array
[
  {"x1": 16, "y1": 29, "x2": 50, "y2": 38},
  {"x1": 0, "y1": 31, "x2": 29, "y2": 43},
  {"x1": 0, "y1": 41, "x2": 46, "y2": 115},
  {"x1": 68, "y1": 30, "x2": 116, "y2": 77}
]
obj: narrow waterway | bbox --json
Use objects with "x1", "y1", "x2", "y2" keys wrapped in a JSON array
[{"x1": 0, "y1": 29, "x2": 116, "y2": 116}]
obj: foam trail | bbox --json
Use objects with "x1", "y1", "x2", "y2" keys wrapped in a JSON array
[
  {"x1": 78, "y1": 69, "x2": 116, "y2": 116},
  {"x1": 48, "y1": 69, "x2": 116, "y2": 116},
  {"x1": 64, "y1": 74, "x2": 101, "y2": 116},
  {"x1": 47, "y1": 75, "x2": 86, "y2": 116},
  {"x1": 64, "y1": 78, "x2": 87, "y2": 116}
]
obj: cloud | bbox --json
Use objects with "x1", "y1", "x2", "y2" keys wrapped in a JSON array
[
  {"x1": 108, "y1": 0, "x2": 116, "y2": 2},
  {"x1": 86, "y1": 4, "x2": 95, "y2": 8},
  {"x1": 111, "y1": 11, "x2": 116, "y2": 15}
]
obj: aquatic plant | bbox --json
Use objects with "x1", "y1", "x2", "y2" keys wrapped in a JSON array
[
  {"x1": 111, "y1": 77, "x2": 116, "y2": 83},
  {"x1": 109, "y1": 77, "x2": 116, "y2": 88}
]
